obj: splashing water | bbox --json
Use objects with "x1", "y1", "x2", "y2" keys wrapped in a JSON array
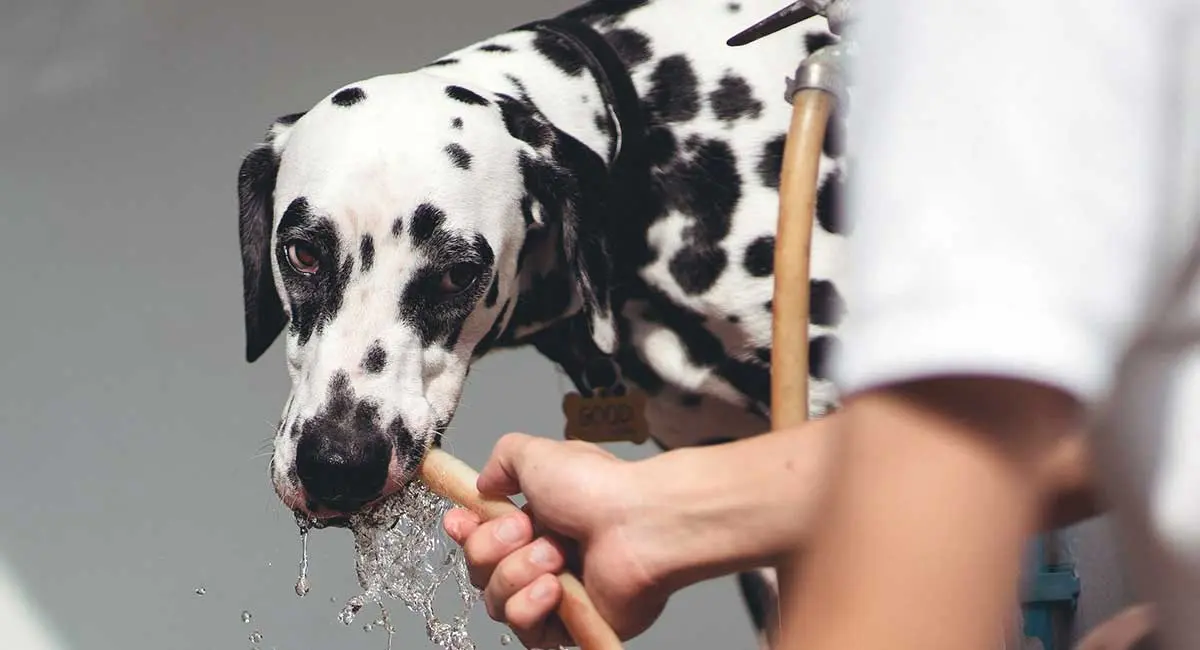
[
  {"x1": 241, "y1": 610, "x2": 252, "y2": 624},
  {"x1": 294, "y1": 480, "x2": 482, "y2": 650}
]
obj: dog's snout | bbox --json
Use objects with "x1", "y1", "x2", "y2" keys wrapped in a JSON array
[{"x1": 295, "y1": 423, "x2": 392, "y2": 514}]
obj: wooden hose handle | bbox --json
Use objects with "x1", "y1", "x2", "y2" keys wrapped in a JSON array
[
  {"x1": 771, "y1": 87, "x2": 833, "y2": 432},
  {"x1": 769, "y1": 88, "x2": 835, "y2": 638},
  {"x1": 420, "y1": 448, "x2": 624, "y2": 650}
]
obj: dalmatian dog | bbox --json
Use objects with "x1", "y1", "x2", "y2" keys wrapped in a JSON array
[{"x1": 237, "y1": 0, "x2": 847, "y2": 645}]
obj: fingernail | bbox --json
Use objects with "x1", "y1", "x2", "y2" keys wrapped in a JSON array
[
  {"x1": 495, "y1": 517, "x2": 522, "y2": 544},
  {"x1": 528, "y1": 541, "x2": 554, "y2": 567},
  {"x1": 530, "y1": 580, "x2": 553, "y2": 602}
]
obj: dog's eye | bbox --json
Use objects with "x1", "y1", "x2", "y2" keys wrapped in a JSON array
[
  {"x1": 439, "y1": 263, "x2": 481, "y2": 296},
  {"x1": 285, "y1": 241, "x2": 320, "y2": 274}
]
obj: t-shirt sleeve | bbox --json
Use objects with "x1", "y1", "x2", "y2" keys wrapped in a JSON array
[{"x1": 833, "y1": 0, "x2": 1180, "y2": 404}]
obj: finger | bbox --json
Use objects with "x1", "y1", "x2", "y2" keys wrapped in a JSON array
[
  {"x1": 507, "y1": 574, "x2": 572, "y2": 649},
  {"x1": 442, "y1": 507, "x2": 480, "y2": 545},
  {"x1": 477, "y1": 432, "x2": 541, "y2": 497},
  {"x1": 484, "y1": 536, "x2": 566, "y2": 615},
  {"x1": 462, "y1": 512, "x2": 533, "y2": 591}
]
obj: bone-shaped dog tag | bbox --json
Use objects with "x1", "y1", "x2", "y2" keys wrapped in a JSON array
[{"x1": 562, "y1": 389, "x2": 650, "y2": 445}]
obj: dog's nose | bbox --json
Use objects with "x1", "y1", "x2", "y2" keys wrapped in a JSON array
[{"x1": 295, "y1": 427, "x2": 393, "y2": 514}]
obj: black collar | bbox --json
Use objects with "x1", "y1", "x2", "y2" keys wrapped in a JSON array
[{"x1": 515, "y1": 17, "x2": 648, "y2": 177}]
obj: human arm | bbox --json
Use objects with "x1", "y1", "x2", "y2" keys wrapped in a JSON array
[
  {"x1": 445, "y1": 406, "x2": 1103, "y2": 648},
  {"x1": 773, "y1": 0, "x2": 1172, "y2": 645},
  {"x1": 443, "y1": 415, "x2": 841, "y2": 646}
]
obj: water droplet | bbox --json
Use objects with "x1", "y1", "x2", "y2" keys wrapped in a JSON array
[
  {"x1": 249, "y1": 630, "x2": 263, "y2": 643},
  {"x1": 194, "y1": 587, "x2": 206, "y2": 596},
  {"x1": 294, "y1": 525, "x2": 311, "y2": 597},
  {"x1": 241, "y1": 610, "x2": 252, "y2": 624},
  {"x1": 363, "y1": 623, "x2": 374, "y2": 632},
  {"x1": 500, "y1": 634, "x2": 512, "y2": 645}
]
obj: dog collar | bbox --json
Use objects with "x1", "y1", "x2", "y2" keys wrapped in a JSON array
[{"x1": 514, "y1": 17, "x2": 648, "y2": 175}]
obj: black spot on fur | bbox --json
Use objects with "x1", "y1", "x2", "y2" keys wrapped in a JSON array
[
  {"x1": 646, "y1": 55, "x2": 700, "y2": 123},
  {"x1": 331, "y1": 87, "x2": 365, "y2": 107},
  {"x1": 532, "y1": 29, "x2": 586, "y2": 76},
  {"x1": 744, "y1": 236, "x2": 774, "y2": 277},
  {"x1": 497, "y1": 95, "x2": 553, "y2": 149},
  {"x1": 444, "y1": 143, "x2": 473, "y2": 170},
  {"x1": 400, "y1": 232, "x2": 495, "y2": 346},
  {"x1": 479, "y1": 43, "x2": 513, "y2": 53},
  {"x1": 805, "y1": 31, "x2": 838, "y2": 55},
  {"x1": 680, "y1": 392, "x2": 703, "y2": 407},
  {"x1": 809, "y1": 335, "x2": 838, "y2": 380},
  {"x1": 717, "y1": 359, "x2": 771, "y2": 408},
  {"x1": 520, "y1": 195, "x2": 537, "y2": 227},
  {"x1": 391, "y1": 217, "x2": 404, "y2": 238},
  {"x1": 276, "y1": 198, "x2": 354, "y2": 346},
  {"x1": 639, "y1": 288, "x2": 727, "y2": 368},
  {"x1": 409, "y1": 203, "x2": 447, "y2": 249},
  {"x1": 727, "y1": 2, "x2": 741, "y2": 11},
  {"x1": 669, "y1": 247, "x2": 726, "y2": 295},
  {"x1": 810, "y1": 279, "x2": 846, "y2": 327},
  {"x1": 593, "y1": 112, "x2": 610, "y2": 136},
  {"x1": 663, "y1": 137, "x2": 742, "y2": 295},
  {"x1": 385, "y1": 416, "x2": 415, "y2": 461},
  {"x1": 764, "y1": 299, "x2": 773, "y2": 313},
  {"x1": 445, "y1": 85, "x2": 490, "y2": 106},
  {"x1": 604, "y1": 28, "x2": 653, "y2": 67},
  {"x1": 646, "y1": 126, "x2": 678, "y2": 168},
  {"x1": 363, "y1": 341, "x2": 387, "y2": 374},
  {"x1": 427, "y1": 58, "x2": 458, "y2": 66},
  {"x1": 710, "y1": 73, "x2": 763, "y2": 122},
  {"x1": 816, "y1": 169, "x2": 845, "y2": 234},
  {"x1": 275, "y1": 112, "x2": 306, "y2": 128},
  {"x1": 451, "y1": 117, "x2": 463, "y2": 130},
  {"x1": 727, "y1": 314, "x2": 740, "y2": 324},
  {"x1": 504, "y1": 75, "x2": 534, "y2": 104},
  {"x1": 359, "y1": 235, "x2": 375, "y2": 272},
  {"x1": 754, "y1": 348, "x2": 771, "y2": 364},
  {"x1": 757, "y1": 134, "x2": 786, "y2": 189}
]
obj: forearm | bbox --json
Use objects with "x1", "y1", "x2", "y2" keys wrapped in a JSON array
[
  {"x1": 629, "y1": 413, "x2": 841, "y2": 592},
  {"x1": 778, "y1": 378, "x2": 1090, "y2": 650}
]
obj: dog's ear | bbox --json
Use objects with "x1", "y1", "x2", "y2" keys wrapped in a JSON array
[
  {"x1": 511, "y1": 112, "x2": 617, "y2": 354},
  {"x1": 238, "y1": 111, "x2": 305, "y2": 363}
]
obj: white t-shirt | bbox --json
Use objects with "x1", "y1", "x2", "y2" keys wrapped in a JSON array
[{"x1": 833, "y1": 0, "x2": 1200, "y2": 645}]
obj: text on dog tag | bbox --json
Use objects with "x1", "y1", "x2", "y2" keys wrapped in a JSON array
[{"x1": 562, "y1": 389, "x2": 650, "y2": 445}]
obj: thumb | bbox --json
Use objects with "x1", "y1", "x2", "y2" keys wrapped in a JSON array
[{"x1": 476, "y1": 432, "x2": 542, "y2": 497}]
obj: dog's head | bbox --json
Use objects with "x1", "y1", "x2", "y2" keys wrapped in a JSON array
[{"x1": 238, "y1": 72, "x2": 616, "y2": 520}]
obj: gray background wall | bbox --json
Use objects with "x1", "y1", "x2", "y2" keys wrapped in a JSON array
[{"x1": 0, "y1": 1, "x2": 1132, "y2": 649}]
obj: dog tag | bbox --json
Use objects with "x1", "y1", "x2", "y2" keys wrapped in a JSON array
[{"x1": 562, "y1": 389, "x2": 651, "y2": 445}]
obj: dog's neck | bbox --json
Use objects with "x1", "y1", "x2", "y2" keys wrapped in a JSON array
[{"x1": 422, "y1": 16, "x2": 649, "y2": 350}]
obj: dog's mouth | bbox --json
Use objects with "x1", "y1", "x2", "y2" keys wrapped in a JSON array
[{"x1": 277, "y1": 423, "x2": 448, "y2": 527}]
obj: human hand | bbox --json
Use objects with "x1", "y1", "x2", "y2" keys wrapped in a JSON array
[{"x1": 442, "y1": 433, "x2": 669, "y2": 648}]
